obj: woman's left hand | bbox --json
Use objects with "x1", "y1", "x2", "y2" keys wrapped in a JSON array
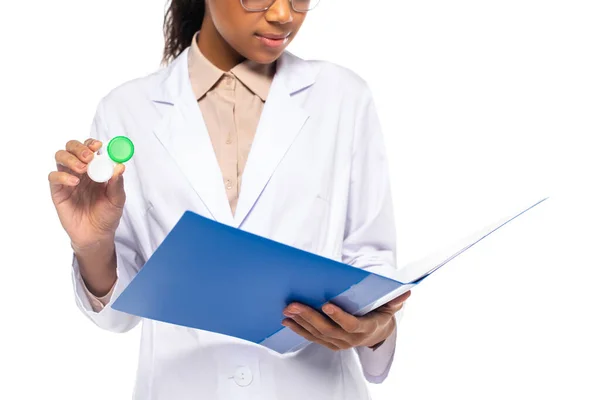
[{"x1": 282, "y1": 291, "x2": 411, "y2": 351}]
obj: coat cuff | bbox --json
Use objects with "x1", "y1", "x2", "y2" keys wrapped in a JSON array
[
  {"x1": 356, "y1": 327, "x2": 397, "y2": 383},
  {"x1": 71, "y1": 245, "x2": 142, "y2": 333},
  {"x1": 355, "y1": 307, "x2": 404, "y2": 383},
  {"x1": 80, "y1": 272, "x2": 117, "y2": 312},
  {"x1": 72, "y1": 253, "x2": 114, "y2": 314}
]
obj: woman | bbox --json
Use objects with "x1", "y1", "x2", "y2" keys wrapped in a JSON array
[{"x1": 49, "y1": 0, "x2": 411, "y2": 398}]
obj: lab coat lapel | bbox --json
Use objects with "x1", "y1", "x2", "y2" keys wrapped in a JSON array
[
  {"x1": 151, "y1": 48, "x2": 235, "y2": 226},
  {"x1": 233, "y1": 52, "x2": 317, "y2": 227}
]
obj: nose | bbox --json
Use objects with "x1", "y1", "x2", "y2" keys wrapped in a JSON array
[{"x1": 265, "y1": 0, "x2": 293, "y2": 24}]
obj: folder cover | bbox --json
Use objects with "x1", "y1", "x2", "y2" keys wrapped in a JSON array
[{"x1": 111, "y1": 197, "x2": 548, "y2": 353}]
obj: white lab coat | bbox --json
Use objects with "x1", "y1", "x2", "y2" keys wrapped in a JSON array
[{"x1": 71, "y1": 46, "x2": 403, "y2": 400}]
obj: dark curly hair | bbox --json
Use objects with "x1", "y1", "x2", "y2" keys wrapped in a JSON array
[{"x1": 161, "y1": 0, "x2": 206, "y2": 66}]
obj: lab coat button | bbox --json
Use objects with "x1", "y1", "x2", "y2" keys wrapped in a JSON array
[{"x1": 233, "y1": 366, "x2": 253, "y2": 387}]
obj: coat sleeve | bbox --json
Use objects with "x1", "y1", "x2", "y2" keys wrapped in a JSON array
[
  {"x1": 342, "y1": 84, "x2": 403, "y2": 384},
  {"x1": 70, "y1": 97, "x2": 144, "y2": 333}
]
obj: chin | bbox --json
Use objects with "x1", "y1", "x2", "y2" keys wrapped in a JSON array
[
  {"x1": 240, "y1": 39, "x2": 290, "y2": 64},
  {"x1": 250, "y1": 51, "x2": 283, "y2": 64}
]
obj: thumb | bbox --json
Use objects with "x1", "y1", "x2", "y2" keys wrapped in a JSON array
[
  {"x1": 106, "y1": 163, "x2": 126, "y2": 205},
  {"x1": 379, "y1": 291, "x2": 411, "y2": 314}
]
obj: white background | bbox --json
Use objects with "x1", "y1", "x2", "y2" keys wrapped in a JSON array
[{"x1": 1, "y1": 0, "x2": 598, "y2": 398}]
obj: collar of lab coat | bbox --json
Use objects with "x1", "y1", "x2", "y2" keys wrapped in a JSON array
[{"x1": 149, "y1": 47, "x2": 319, "y2": 228}]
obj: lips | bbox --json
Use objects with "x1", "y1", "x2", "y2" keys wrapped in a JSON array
[
  {"x1": 256, "y1": 32, "x2": 291, "y2": 40},
  {"x1": 255, "y1": 32, "x2": 292, "y2": 49}
]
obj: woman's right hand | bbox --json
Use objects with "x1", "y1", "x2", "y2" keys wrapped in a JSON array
[{"x1": 49, "y1": 138, "x2": 126, "y2": 251}]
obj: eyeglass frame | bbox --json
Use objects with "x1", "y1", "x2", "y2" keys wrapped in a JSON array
[{"x1": 240, "y1": 0, "x2": 321, "y2": 13}]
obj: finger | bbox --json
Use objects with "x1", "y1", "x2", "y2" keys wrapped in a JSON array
[
  {"x1": 55, "y1": 149, "x2": 88, "y2": 174},
  {"x1": 107, "y1": 163, "x2": 125, "y2": 185},
  {"x1": 322, "y1": 303, "x2": 363, "y2": 334},
  {"x1": 282, "y1": 318, "x2": 340, "y2": 351},
  {"x1": 48, "y1": 171, "x2": 80, "y2": 189},
  {"x1": 65, "y1": 139, "x2": 101, "y2": 163},
  {"x1": 85, "y1": 139, "x2": 103, "y2": 156},
  {"x1": 379, "y1": 291, "x2": 412, "y2": 314},
  {"x1": 361, "y1": 308, "x2": 396, "y2": 335},
  {"x1": 106, "y1": 163, "x2": 126, "y2": 204},
  {"x1": 290, "y1": 313, "x2": 352, "y2": 349},
  {"x1": 285, "y1": 304, "x2": 347, "y2": 341},
  {"x1": 83, "y1": 138, "x2": 102, "y2": 150}
]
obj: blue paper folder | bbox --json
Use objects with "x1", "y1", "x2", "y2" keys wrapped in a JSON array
[{"x1": 111, "y1": 197, "x2": 548, "y2": 353}]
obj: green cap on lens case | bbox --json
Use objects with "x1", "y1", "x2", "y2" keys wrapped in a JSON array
[{"x1": 87, "y1": 136, "x2": 135, "y2": 183}]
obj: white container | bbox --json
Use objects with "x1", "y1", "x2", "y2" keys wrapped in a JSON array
[{"x1": 87, "y1": 149, "x2": 117, "y2": 183}]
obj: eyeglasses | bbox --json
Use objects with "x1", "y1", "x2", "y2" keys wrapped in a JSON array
[{"x1": 240, "y1": 0, "x2": 321, "y2": 13}]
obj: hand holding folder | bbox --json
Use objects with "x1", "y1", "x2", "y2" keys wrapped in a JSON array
[{"x1": 111, "y1": 197, "x2": 549, "y2": 353}]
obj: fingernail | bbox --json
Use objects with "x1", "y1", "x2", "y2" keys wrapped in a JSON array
[
  {"x1": 69, "y1": 177, "x2": 80, "y2": 184},
  {"x1": 77, "y1": 162, "x2": 86, "y2": 169},
  {"x1": 82, "y1": 150, "x2": 92, "y2": 158},
  {"x1": 323, "y1": 305, "x2": 334, "y2": 315},
  {"x1": 287, "y1": 306, "x2": 300, "y2": 314}
]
